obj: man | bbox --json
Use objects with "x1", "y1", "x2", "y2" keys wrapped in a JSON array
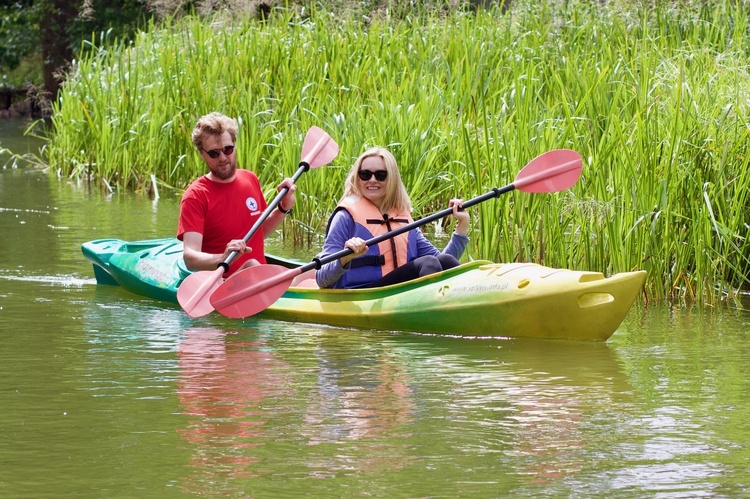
[{"x1": 177, "y1": 112, "x2": 296, "y2": 276}]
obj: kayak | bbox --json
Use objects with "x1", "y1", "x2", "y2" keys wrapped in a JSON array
[{"x1": 82, "y1": 237, "x2": 646, "y2": 341}]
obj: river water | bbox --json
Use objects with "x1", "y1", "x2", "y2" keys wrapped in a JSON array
[{"x1": 2, "y1": 118, "x2": 749, "y2": 498}]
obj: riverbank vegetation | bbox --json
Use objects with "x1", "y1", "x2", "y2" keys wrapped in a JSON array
[
  {"x1": 1, "y1": 0, "x2": 153, "y2": 111},
  {"x1": 44, "y1": 0, "x2": 750, "y2": 306}
]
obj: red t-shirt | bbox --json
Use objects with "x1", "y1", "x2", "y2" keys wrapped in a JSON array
[{"x1": 177, "y1": 169, "x2": 268, "y2": 275}]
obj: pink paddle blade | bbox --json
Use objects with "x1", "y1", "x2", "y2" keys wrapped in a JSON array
[
  {"x1": 210, "y1": 264, "x2": 300, "y2": 319},
  {"x1": 514, "y1": 149, "x2": 582, "y2": 193},
  {"x1": 302, "y1": 126, "x2": 339, "y2": 168},
  {"x1": 176, "y1": 268, "x2": 224, "y2": 318}
]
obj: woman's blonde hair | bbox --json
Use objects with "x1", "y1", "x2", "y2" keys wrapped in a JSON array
[{"x1": 341, "y1": 147, "x2": 412, "y2": 214}]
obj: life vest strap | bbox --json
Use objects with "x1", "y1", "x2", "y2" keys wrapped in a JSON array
[
  {"x1": 350, "y1": 254, "x2": 386, "y2": 268},
  {"x1": 366, "y1": 217, "x2": 410, "y2": 225}
]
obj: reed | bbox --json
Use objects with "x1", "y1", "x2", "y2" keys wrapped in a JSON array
[{"x1": 46, "y1": 0, "x2": 750, "y2": 305}]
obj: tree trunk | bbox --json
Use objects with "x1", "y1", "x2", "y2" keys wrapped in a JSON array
[{"x1": 39, "y1": 0, "x2": 78, "y2": 100}]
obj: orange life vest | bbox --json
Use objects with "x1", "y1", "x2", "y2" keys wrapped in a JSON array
[{"x1": 337, "y1": 195, "x2": 413, "y2": 275}]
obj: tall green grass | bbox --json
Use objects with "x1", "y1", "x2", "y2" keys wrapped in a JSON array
[{"x1": 47, "y1": 0, "x2": 750, "y2": 305}]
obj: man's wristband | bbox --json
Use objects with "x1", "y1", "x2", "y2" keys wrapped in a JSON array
[{"x1": 277, "y1": 204, "x2": 293, "y2": 215}]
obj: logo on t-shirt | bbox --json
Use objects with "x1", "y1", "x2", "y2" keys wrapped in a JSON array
[{"x1": 246, "y1": 197, "x2": 259, "y2": 213}]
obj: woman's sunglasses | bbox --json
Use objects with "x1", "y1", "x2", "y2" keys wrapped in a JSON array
[
  {"x1": 358, "y1": 169, "x2": 388, "y2": 182},
  {"x1": 201, "y1": 145, "x2": 235, "y2": 159}
]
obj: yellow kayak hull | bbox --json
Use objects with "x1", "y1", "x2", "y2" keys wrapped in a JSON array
[{"x1": 263, "y1": 261, "x2": 646, "y2": 341}]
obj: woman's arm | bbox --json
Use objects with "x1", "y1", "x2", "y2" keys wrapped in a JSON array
[{"x1": 315, "y1": 210, "x2": 356, "y2": 288}]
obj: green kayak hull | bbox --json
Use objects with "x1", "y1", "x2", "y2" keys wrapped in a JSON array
[{"x1": 82, "y1": 238, "x2": 646, "y2": 341}]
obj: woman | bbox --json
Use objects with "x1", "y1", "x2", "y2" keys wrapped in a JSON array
[{"x1": 315, "y1": 147, "x2": 470, "y2": 289}]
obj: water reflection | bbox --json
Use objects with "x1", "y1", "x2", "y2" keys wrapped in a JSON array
[
  {"x1": 265, "y1": 330, "x2": 631, "y2": 494},
  {"x1": 169, "y1": 325, "x2": 635, "y2": 492},
  {"x1": 410, "y1": 336, "x2": 629, "y2": 487},
  {"x1": 76, "y1": 282, "x2": 749, "y2": 496},
  {"x1": 176, "y1": 327, "x2": 293, "y2": 492},
  {"x1": 605, "y1": 306, "x2": 750, "y2": 496},
  {"x1": 298, "y1": 333, "x2": 418, "y2": 475}
]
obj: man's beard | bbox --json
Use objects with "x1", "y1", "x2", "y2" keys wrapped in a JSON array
[{"x1": 210, "y1": 162, "x2": 236, "y2": 181}]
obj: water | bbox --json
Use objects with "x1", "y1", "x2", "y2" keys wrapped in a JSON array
[{"x1": 1, "y1": 118, "x2": 749, "y2": 497}]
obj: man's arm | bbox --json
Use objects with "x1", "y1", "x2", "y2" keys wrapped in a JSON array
[
  {"x1": 261, "y1": 178, "x2": 297, "y2": 236},
  {"x1": 261, "y1": 207, "x2": 291, "y2": 235},
  {"x1": 182, "y1": 232, "x2": 229, "y2": 271}
]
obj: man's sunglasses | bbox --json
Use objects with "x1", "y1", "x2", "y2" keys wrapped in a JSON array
[
  {"x1": 201, "y1": 145, "x2": 235, "y2": 159},
  {"x1": 358, "y1": 169, "x2": 388, "y2": 182}
]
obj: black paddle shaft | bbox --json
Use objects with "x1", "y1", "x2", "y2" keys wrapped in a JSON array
[
  {"x1": 305, "y1": 184, "x2": 514, "y2": 272},
  {"x1": 218, "y1": 161, "x2": 310, "y2": 272}
]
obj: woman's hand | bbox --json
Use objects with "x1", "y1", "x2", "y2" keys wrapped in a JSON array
[
  {"x1": 340, "y1": 237, "x2": 367, "y2": 267},
  {"x1": 449, "y1": 198, "x2": 470, "y2": 236}
]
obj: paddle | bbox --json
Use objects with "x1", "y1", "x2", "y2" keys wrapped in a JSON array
[
  {"x1": 176, "y1": 126, "x2": 339, "y2": 318},
  {"x1": 209, "y1": 148, "x2": 583, "y2": 319}
]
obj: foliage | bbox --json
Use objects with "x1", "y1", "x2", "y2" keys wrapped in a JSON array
[
  {"x1": 0, "y1": 0, "x2": 154, "y2": 92},
  {"x1": 0, "y1": 1, "x2": 42, "y2": 87},
  {"x1": 73, "y1": 0, "x2": 154, "y2": 53},
  {"x1": 45, "y1": 0, "x2": 750, "y2": 305}
]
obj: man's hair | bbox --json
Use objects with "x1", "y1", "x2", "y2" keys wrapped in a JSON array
[{"x1": 191, "y1": 112, "x2": 239, "y2": 149}]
